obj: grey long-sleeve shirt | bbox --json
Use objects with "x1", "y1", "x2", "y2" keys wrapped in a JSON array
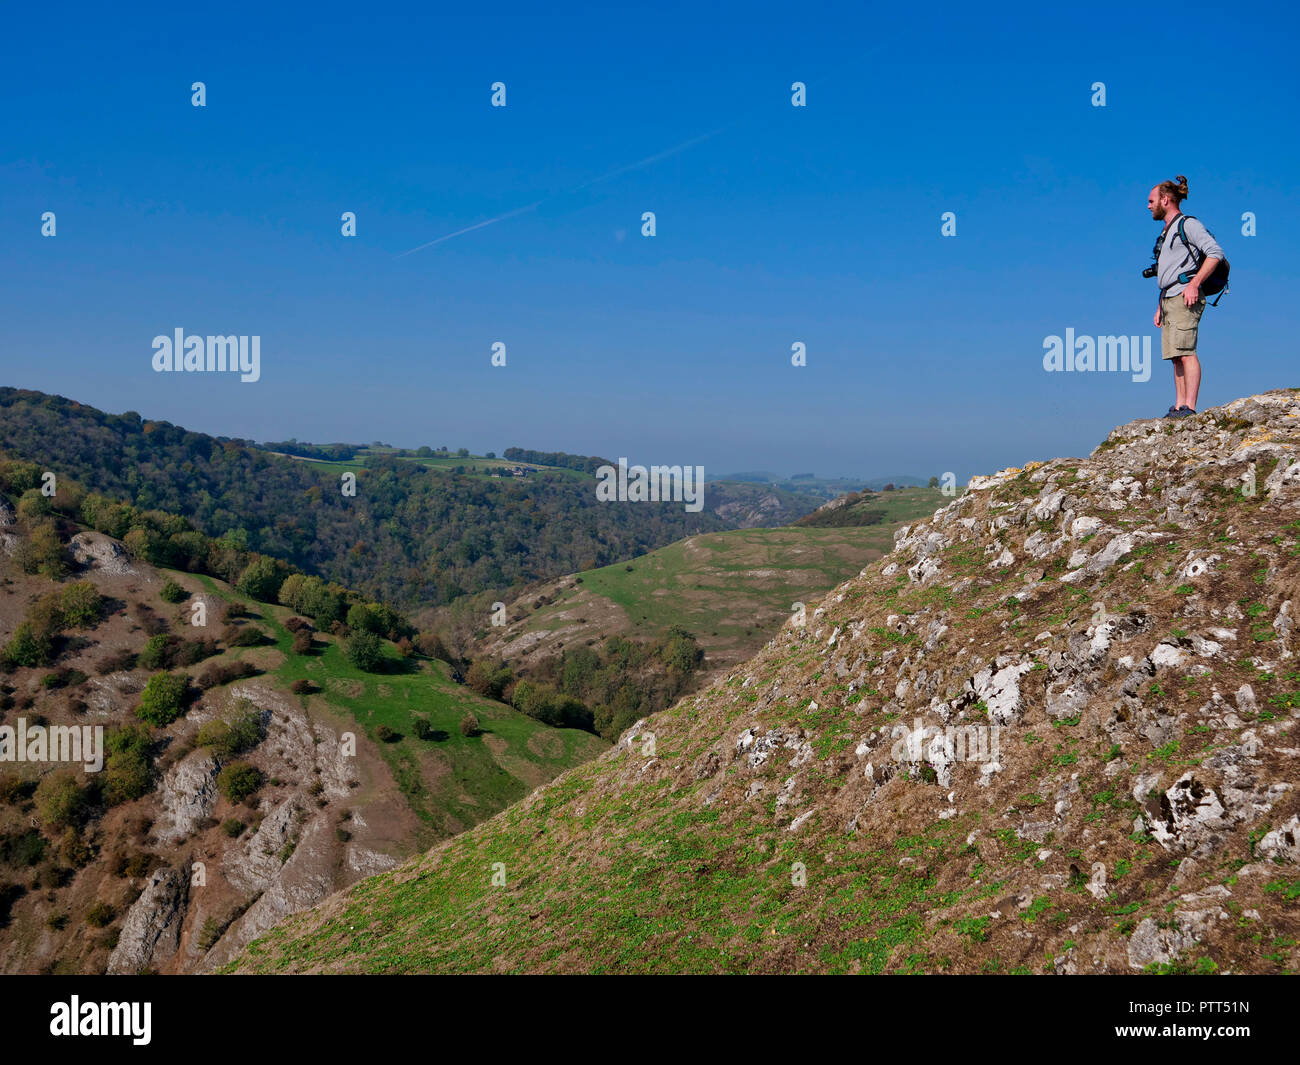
[{"x1": 1156, "y1": 213, "x2": 1226, "y2": 297}]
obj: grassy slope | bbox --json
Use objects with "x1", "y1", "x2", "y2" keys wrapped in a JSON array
[
  {"x1": 188, "y1": 573, "x2": 607, "y2": 847},
  {"x1": 487, "y1": 489, "x2": 947, "y2": 673},
  {"x1": 225, "y1": 397, "x2": 1300, "y2": 975},
  {"x1": 290, "y1": 453, "x2": 582, "y2": 480},
  {"x1": 794, "y1": 485, "x2": 945, "y2": 528}
]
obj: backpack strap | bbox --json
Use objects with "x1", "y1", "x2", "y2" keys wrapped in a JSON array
[{"x1": 1175, "y1": 214, "x2": 1205, "y2": 284}]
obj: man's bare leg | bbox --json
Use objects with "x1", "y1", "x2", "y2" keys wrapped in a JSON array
[
  {"x1": 1173, "y1": 356, "x2": 1187, "y2": 409},
  {"x1": 1181, "y1": 353, "x2": 1201, "y2": 410}
]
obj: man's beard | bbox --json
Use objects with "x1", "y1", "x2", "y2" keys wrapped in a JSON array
[{"x1": 1152, "y1": 206, "x2": 1166, "y2": 220}]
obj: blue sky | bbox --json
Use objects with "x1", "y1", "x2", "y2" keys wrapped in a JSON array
[{"x1": 2, "y1": 1, "x2": 1297, "y2": 482}]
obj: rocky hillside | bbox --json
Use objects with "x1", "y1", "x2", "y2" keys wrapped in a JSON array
[
  {"x1": 0, "y1": 504, "x2": 605, "y2": 975},
  {"x1": 228, "y1": 391, "x2": 1300, "y2": 975}
]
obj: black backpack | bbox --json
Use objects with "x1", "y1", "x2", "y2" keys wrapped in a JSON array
[{"x1": 1163, "y1": 214, "x2": 1230, "y2": 305}]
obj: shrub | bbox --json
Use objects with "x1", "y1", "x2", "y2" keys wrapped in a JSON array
[
  {"x1": 374, "y1": 724, "x2": 397, "y2": 743},
  {"x1": 95, "y1": 648, "x2": 137, "y2": 674},
  {"x1": 346, "y1": 603, "x2": 383, "y2": 634},
  {"x1": 85, "y1": 901, "x2": 115, "y2": 928},
  {"x1": 26, "y1": 590, "x2": 65, "y2": 637},
  {"x1": 196, "y1": 661, "x2": 257, "y2": 690},
  {"x1": 138, "y1": 634, "x2": 176, "y2": 670},
  {"x1": 277, "y1": 574, "x2": 307, "y2": 611},
  {"x1": 171, "y1": 638, "x2": 219, "y2": 666},
  {"x1": 217, "y1": 762, "x2": 263, "y2": 804},
  {"x1": 459, "y1": 712, "x2": 480, "y2": 738},
  {"x1": 135, "y1": 672, "x2": 190, "y2": 727},
  {"x1": 0, "y1": 828, "x2": 45, "y2": 868},
  {"x1": 344, "y1": 630, "x2": 383, "y2": 672},
  {"x1": 195, "y1": 702, "x2": 262, "y2": 758},
  {"x1": 110, "y1": 851, "x2": 155, "y2": 878},
  {"x1": 40, "y1": 668, "x2": 86, "y2": 690},
  {"x1": 415, "y1": 631, "x2": 452, "y2": 663},
  {"x1": 133, "y1": 602, "x2": 168, "y2": 636},
  {"x1": 289, "y1": 679, "x2": 313, "y2": 695},
  {"x1": 102, "y1": 725, "x2": 154, "y2": 806},
  {"x1": 2, "y1": 622, "x2": 54, "y2": 669},
  {"x1": 197, "y1": 915, "x2": 224, "y2": 952},
  {"x1": 299, "y1": 577, "x2": 344, "y2": 625},
  {"x1": 236, "y1": 556, "x2": 284, "y2": 603},
  {"x1": 159, "y1": 579, "x2": 188, "y2": 604},
  {"x1": 466, "y1": 659, "x2": 513, "y2": 700},
  {"x1": 221, "y1": 818, "x2": 245, "y2": 838},
  {"x1": 34, "y1": 771, "x2": 85, "y2": 830},
  {"x1": 411, "y1": 716, "x2": 433, "y2": 740},
  {"x1": 291, "y1": 630, "x2": 314, "y2": 656},
  {"x1": 59, "y1": 827, "x2": 92, "y2": 868},
  {"x1": 222, "y1": 623, "x2": 264, "y2": 648},
  {"x1": 15, "y1": 488, "x2": 52, "y2": 521},
  {"x1": 511, "y1": 680, "x2": 593, "y2": 731},
  {"x1": 16, "y1": 521, "x2": 68, "y2": 579},
  {"x1": 59, "y1": 582, "x2": 103, "y2": 627},
  {"x1": 657, "y1": 625, "x2": 705, "y2": 674},
  {"x1": 0, "y1": 775, "x2": 31, "y2": 804}
]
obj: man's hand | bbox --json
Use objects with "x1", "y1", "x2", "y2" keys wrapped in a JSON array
[
  {"x1": 1184, "y1": 255, "x2": 1220, "y2": 307},
  {"x1": 1154, "y1": 308, "x2": 1162, "y2": 327}
]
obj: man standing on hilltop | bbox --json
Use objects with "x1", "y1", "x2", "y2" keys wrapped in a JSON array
[{"x1": 1147, "y1": 175, "x2": 1227, "y2": 418}]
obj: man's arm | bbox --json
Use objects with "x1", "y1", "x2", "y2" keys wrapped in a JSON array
[
  {"x1": 1181, "y1": 218, "x2": 1225, "y2": 305},
  {"x1": 1182, "y1": 254, "x2": 1221, "y2": 305}
]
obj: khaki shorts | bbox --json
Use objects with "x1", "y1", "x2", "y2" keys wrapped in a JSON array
[{"x1": 1160, "y1": 293, "x2": 1205, "y2": 360}]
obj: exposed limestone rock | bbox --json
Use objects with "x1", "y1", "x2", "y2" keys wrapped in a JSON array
[
  {"x1": 69, "y1": 530, "x2": 137, "y2": 576},
  {"x1": 1144, "y1": 772, "x2": 1230, "y2": 854},
  {"x1": 1127, "y1": 916, "x2": 1199, "y2": 971},
  {"x1": 1256, "y1": 815, "x2": 1300, "y2": 864},
  {"x1": 156, "y1": 752, "x2": 219, "y2": 844},
  {"x1": 107, "y1": 867, "x2": 188, "y2": 975},
  {"x1": 203, "y1": 814, "x2": 339, "y2": 971},
  {"x1": 225, "y1": 797, "x2": 301, "y2": 894}
]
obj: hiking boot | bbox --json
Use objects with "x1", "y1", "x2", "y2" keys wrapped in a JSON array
[
  {"x1": 1170, "y1": 407, "x2": 1197, "y2": 419},
  {"x1": 1164, "y1": 405, "x2": 1184, "y2": 418}
]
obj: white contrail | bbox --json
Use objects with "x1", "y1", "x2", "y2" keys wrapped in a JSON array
[
  {"x1": 394, "y1": 200, "x2": 545, "y2": 257},
  {"x1": 393, "y1": 22, "x2": 908, "y2": 259},
  {"x1": 395, "y1": 128, "x2": 724, "y2": 257},
  {"x1": 569, "y1": 129, "x2": 722, "y2": 192}
]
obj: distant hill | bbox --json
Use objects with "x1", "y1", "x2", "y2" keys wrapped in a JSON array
[
  {"x1": 794, "y1": 485, "x2": 945, "y2": 529},
  {"x1": 716, "y1": 472, "x2": 939, "y2": 500},
  {"x1": 0, "y1": 389, "x2": 825, "y2": 612},
  {"x1": 714, "y1": 471, "x2": 875, "y2": 502}
]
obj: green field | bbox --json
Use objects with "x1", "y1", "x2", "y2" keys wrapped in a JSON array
[
  {"x1": 794, "y1": 484, "x2": 946, "y2": 528},
  {"x1": 484, "y1": 488, "x2": 946, "y2": 672},
  {"x1": 283, "y1": 450, "x2": 577, "y2": 481}
]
